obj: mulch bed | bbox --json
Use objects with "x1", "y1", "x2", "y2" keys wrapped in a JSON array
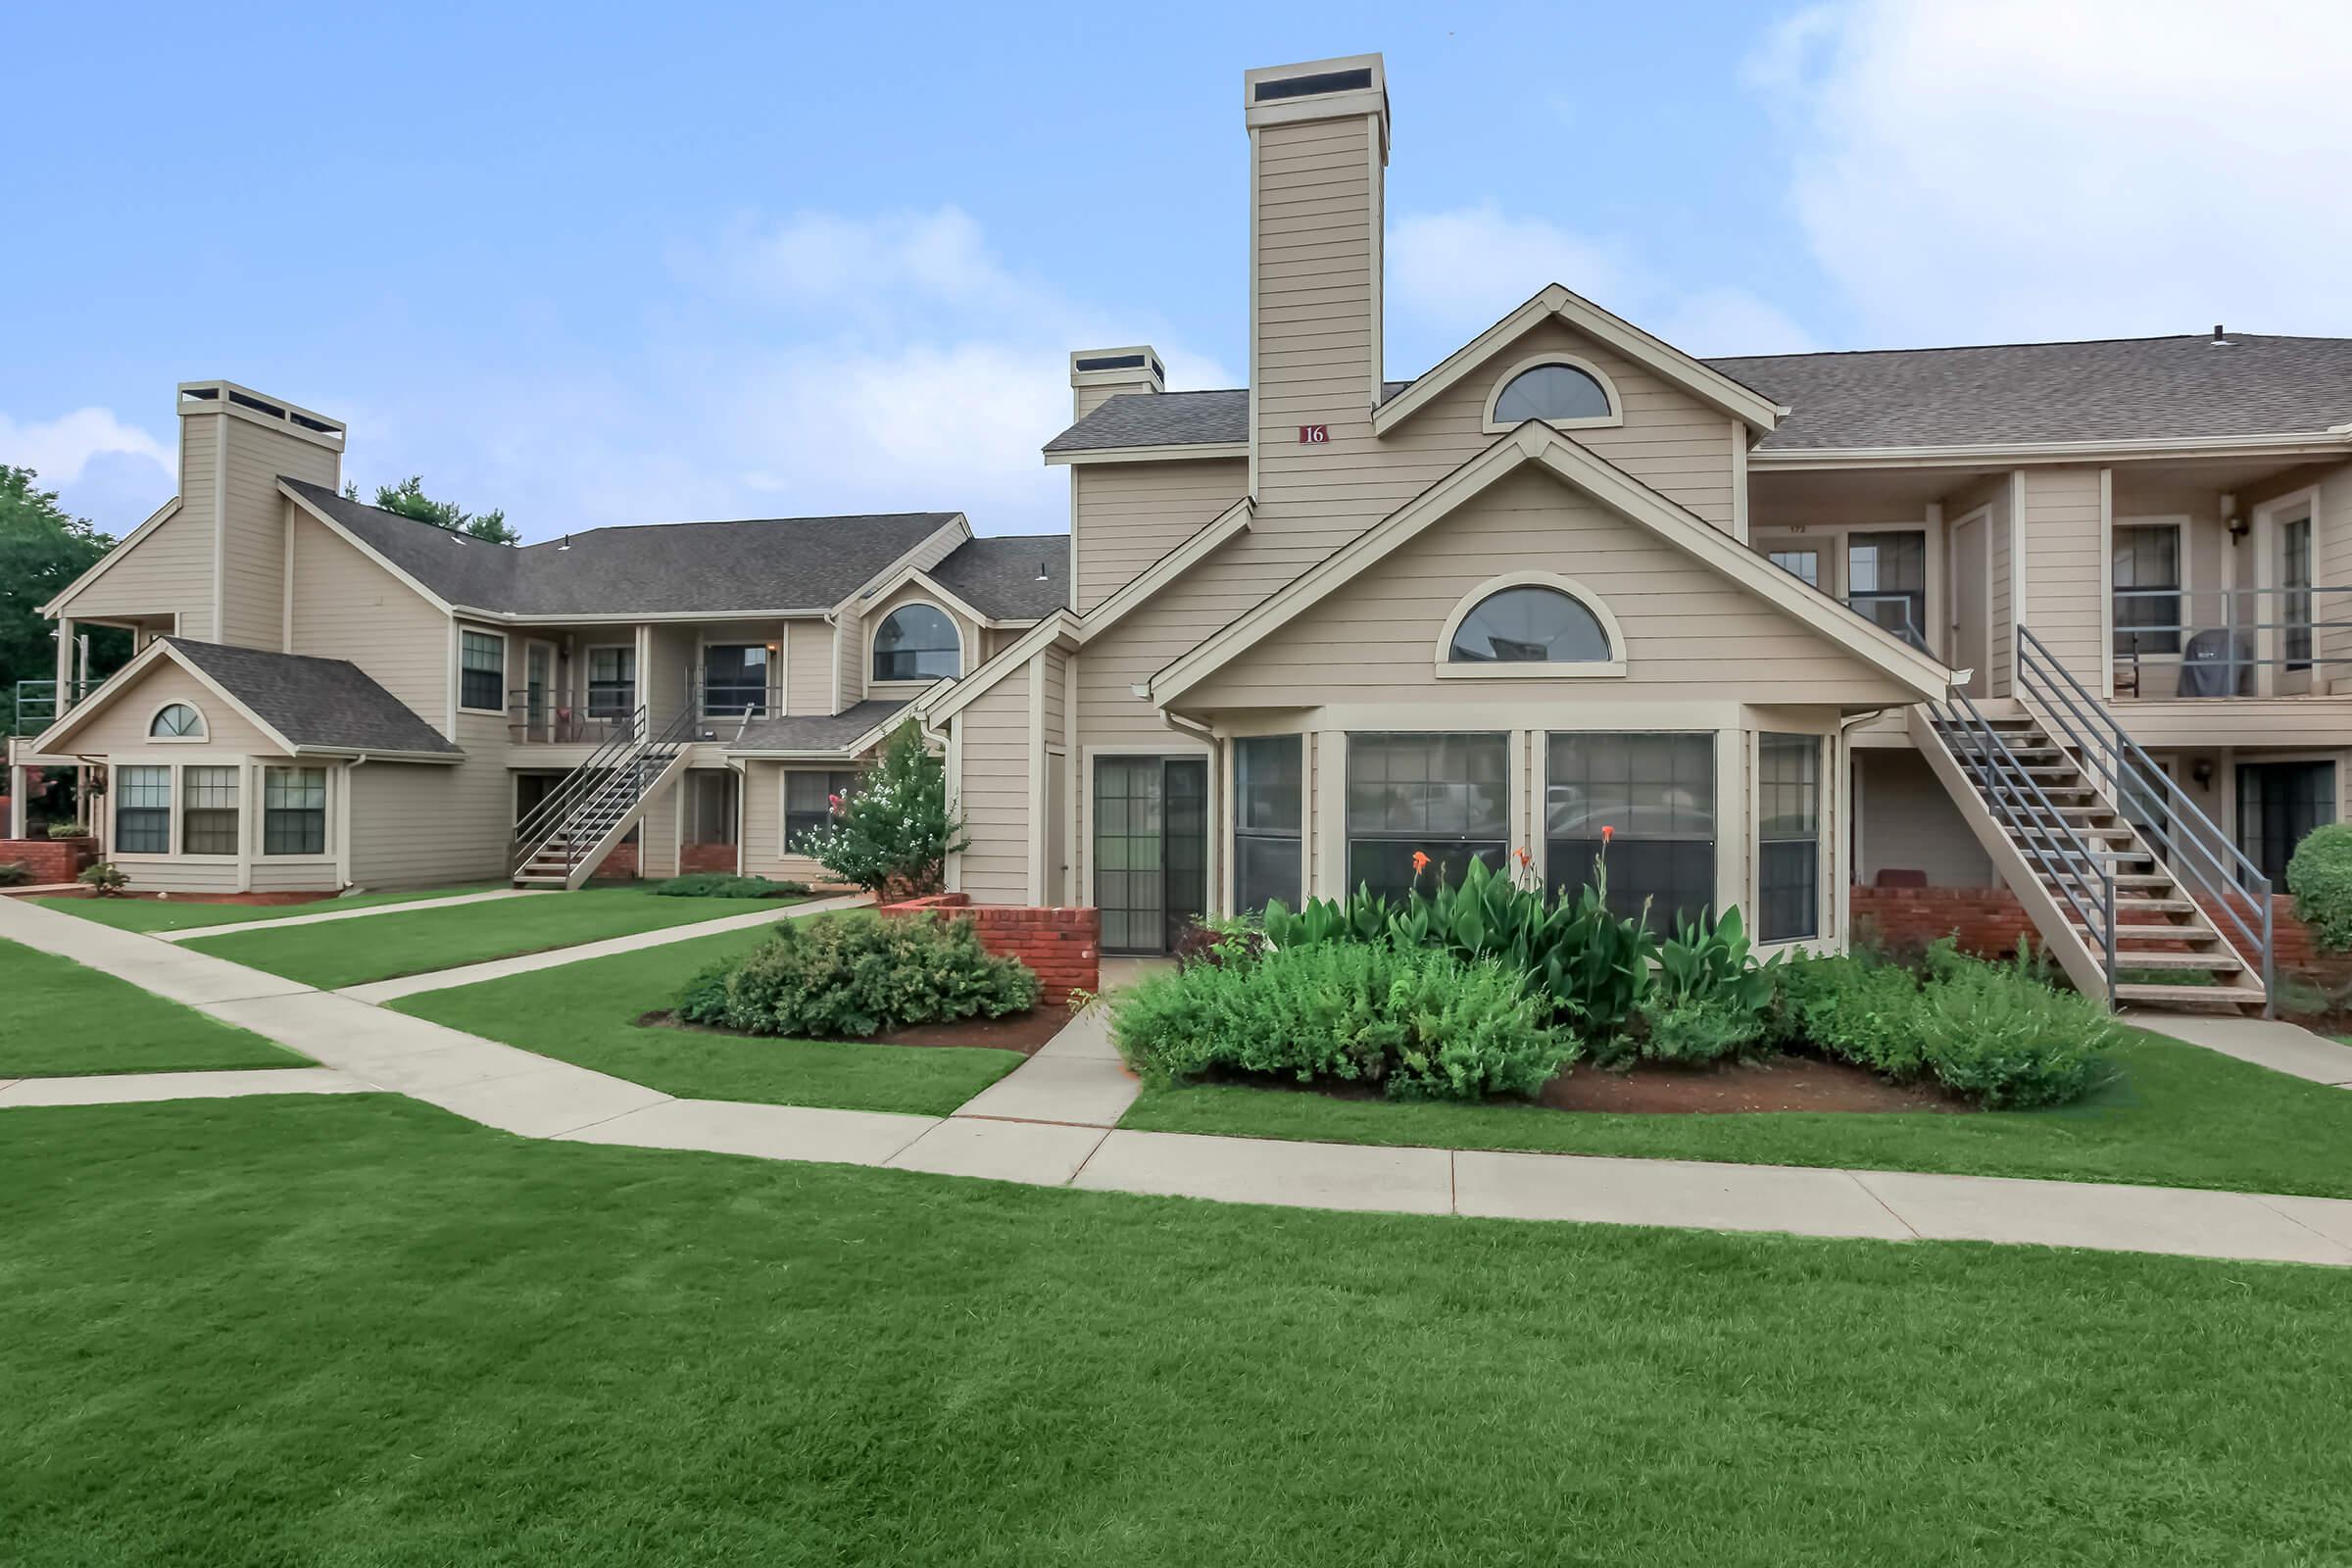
[
  {"x1": 1201, "y1": 1052, "x2": 1969, "y2": 1115},
  {"x1": 635, "y1": 1007, "x2": 1067, "y2": 1054}
]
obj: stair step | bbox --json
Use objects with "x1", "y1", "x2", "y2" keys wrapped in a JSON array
[
  {"x1": 2113, "y1": 982, "x2": 2267, "y2": 1010},
  {"x1": 2107, "y1": 950, "x2": 2247, "y2": 971}
]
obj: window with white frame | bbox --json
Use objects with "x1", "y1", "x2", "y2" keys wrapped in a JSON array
[
  {"x1": 460, "y1": 629, "x2": 506, "y2": 711},
  {"x1": 149, "y1": 702, "x2": 205, "y2": 739},
  {"x1": 1344, "y1": 732, "x2": 1509, "y2": 903},
  {"x1": 2281, "y1": 513, "x2": 2314, "y2": 671},
  {"x1": 2112, "y1": 523, "x2": 2182, "y2": 657},
  {"x1": 1545, "y1": 733, "x2": 1715, "y2": 932},
  {"x1": 586, "y1": 647, "x2": 636, "y2": 717},
  {"x1": 180, "y1": 766, "x2": 241, "y2": 856},
  {"x1": 1767, "y1": 548, "x2": 1821, "y2": 588},
  {"x1": 1756, "y1": 734, "x2": 1821, "y2": 942},
  {"x1": 1446, "y1": 586, "x2": 1613, "y2": 665},
  {"x1": 872, "y1": 605, "x2": 960, "y2": 682},
  {"x1": 785, "y1": 770, "x2": 858, "y2": 853},
  {"x1": 264, "y1": 767, "x2": 327, "y2": 856},
  {"x1": 1233, "y1": 735, "x2": 1302, "y2": 914},
  {"x1": 116, "y1": 764, "x2": 172, "y2": 854},
  {"x1": 1492, "y1": 362, "x2": 1613, "y2": 424}
]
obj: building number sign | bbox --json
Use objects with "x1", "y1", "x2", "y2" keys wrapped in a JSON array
[{"x1": 1298, "y1": 423, "x2": 1329, "y2": 443}]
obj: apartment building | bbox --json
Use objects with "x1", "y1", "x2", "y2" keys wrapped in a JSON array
[{"x1": 16, "y1": 52, "x2": 2352, "y2": 1011}]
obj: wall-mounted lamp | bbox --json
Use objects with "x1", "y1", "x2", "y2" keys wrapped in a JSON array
[
  {"x1": 2226, "y1": 514, "x2": 2250, "y2": 542},
  {"x1": 2191, "y1": 759, "x2": 2215, "y2": 789}
]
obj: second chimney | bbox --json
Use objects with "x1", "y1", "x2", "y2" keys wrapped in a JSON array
[{"x1": 1069, "y1": 346, "x2": 1165, "y2": 421}]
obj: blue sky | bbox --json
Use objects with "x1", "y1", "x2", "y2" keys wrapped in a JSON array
[{"x1": 9, "y1": 0, "x2": 2350, "y2": 542}]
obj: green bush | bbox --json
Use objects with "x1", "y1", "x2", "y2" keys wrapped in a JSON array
[
  {"x1": 2287, "y1": 822, "x2": 2352, "y2": 953},
  {"x1": 650, "y1": 873, "x2": 809, "y2": 900},
  {"x1": 1907, "y1": 959, "x2": 2117, "y2": 1108},
  {"x1": 44, "y1": 821, "x2": 90, "y2": 840},
  {"x1": 0, "y1": 861, "x2": 29, "y2": 887},
  {"x1": 1112, "y1": 939, "x2": 1577, "y2": 1102},
  {"x1": 77, "y1": 861, "x2": 127, "y2": 897},
  {"x1": 1637, "y1": 996, "x2": 1766, "y2": 1065},
  {"x1": 675, "y1": 913, "x2": 1038, "y2": 1038},
  {"x1": 792, "y1": 722, "x2": 966, "y2": 895}
]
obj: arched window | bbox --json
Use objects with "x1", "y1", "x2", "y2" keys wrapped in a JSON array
[
  {"x1": 872, "y1": 604, "x2": 961, "y2": 682},
  {"x1": 1445, "y1": 583, "x2": 1618, "y2": 668},
  {"x1": 1491, "y1": 360, "x2": 1614, "y2": 426},
  {"x1": 149, "y1": 702, "x2": 206, "y2": 739}
]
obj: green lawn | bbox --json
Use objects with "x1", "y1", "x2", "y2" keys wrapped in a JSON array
[
  {"x1": 0, "y1": 938, "x2": 306, "y2": 1077},
  {"x1": 180, "y1": 887, "x2": 806, "y2": 989},
  {"x1": 1123, "y1": 1027, "x2": 2352, "y2": 1200},
  {"x1": 395, "y1": 925, "x2": 1023, "y2": 1115},
  {"x1": 5, "y1": 1094, "x2": 2351, "y2": 1565},
  {"x1": 30, "y1": 882, "x2": 507, "y2": 933}
]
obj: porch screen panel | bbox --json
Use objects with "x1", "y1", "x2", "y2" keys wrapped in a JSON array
[
  {"x1": 1756, "y1": 734, "x2": 1821, "y2": 942},
  {"x1": 264, "y1": 767, "x2": 327, "y2": 856},
  {"x1": 1545, "y1": 733, "x2": 1715, "y2": 931},
  {"x1": 181, "y1": 766, "x2": 241, "y2": 856},
  {"x1": 1234, "y1": 735, "x2": 1302, "y2": 914},
  {"x1": 117, "y1": 765, "x2": 171, "y2": 854},
  {"x1": 1344, "y1": 732, "x2": 1508, "y2": 903}
]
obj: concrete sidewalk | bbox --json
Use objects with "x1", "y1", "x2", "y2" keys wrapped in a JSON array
[
  {"x1": 150, "y1": 887, "x2": 553, "y2": 942},
  {"x1": 9, "y1": 891, "x2": 2352, "y2": 1267},
  {"x1": 0, "y1": 1066, "x2": 371, "y2": 1106},
  {"x1": 2128, "y1": 1010, "x2": 2352, "y2": 1087}
]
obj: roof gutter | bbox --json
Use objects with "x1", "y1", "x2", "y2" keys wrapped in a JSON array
[
  {"x1": 1750, "y1": 429, "x2": 2352, "y2": 471},
  {"x1": 291, "y1": 745, "x2": 465, "y2": 765}
]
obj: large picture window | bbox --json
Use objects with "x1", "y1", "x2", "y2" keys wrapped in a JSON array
[
  {"x1": 460, "y1": 629, "x2": 506, "y2": 712},
  {"x1": 116, "y1": 764, "x2": 172, "y2": 854},
  {"x1": 1545, "y1": 733, "x2": 1715, "y2": 931},
  {"x1": 872, "y1": 605, "x2": 961, "y2": 682},
  {"x1": 1234, "y1": 735, "x2": 1302, "y2": 914},
  {"x1": 181, "y1": 765, "x2": 241, "y2": 857},
  {"x1": 1345, "y1": 732, "x2": 1508, "y2": 903},
  {"x1": 264, "y1": 767, "x2": 327, "y2": 856},
  {"x1": 785, "y1": 770, "x2": 858, "y2": 852},
  {"x1": 1756, "y1": 734, "x2": 1821, "y2": 942}
]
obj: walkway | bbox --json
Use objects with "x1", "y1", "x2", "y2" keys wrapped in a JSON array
[
  {"x1": 9, "y1": 894, "x2": 2352, "y2": 1267},
  {"x1": 2127, "y1": 1008, "x2": 2352, "y2": 1087},
  {"x1": 150, "y1": 887, "x2": 553, "y2": 942}
]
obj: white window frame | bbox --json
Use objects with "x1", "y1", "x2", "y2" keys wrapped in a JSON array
[
  {"x1": 176, "y1": 763, "x2": 243, "y2": 859},
  {"x1": 260, "y1": 763, "x2": 334, "y2": 859},
  {"x1": 2109, "y1": 514, "x2": 2190, "y2": 668},
  {"x1": 583, "y1": 642, "x2": 637, "y2": 719},
  {"x1": 1433, "y1": 570, "x2": 1628, "y2": 680},
  {"x1": 457, "y1": 625, "x2": 510, "y2": 716},
  {"x1": 867, "y1": 600, "x2": 967, "y2": 687},
  {"x1": 1480, "y1": 353, "x2": 1624, "y2": 435},
  {"x1": 699, "y1": 638, "x2": 777, "y2": 719},
  {"x1": 145, "y1": 701, "x2": 209, "y2": 743},
  {"x1": 111, "y1": 760, "x2": 178, "y2": 858}
]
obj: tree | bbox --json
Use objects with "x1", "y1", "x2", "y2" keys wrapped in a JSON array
[
  {"x1": 791, "y1": 722, "x2": 967, "y2": 895},
  {"x1": 0, "y1": 466, "x2": 130, "y2": 717},
  {"x1": 346, "y1": 474, "x2": 520, "y2": 545}
]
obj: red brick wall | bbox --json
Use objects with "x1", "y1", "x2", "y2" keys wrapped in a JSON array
[
  {"x1": 879, "y1": 893, "x2": 1101, "y2": 1004},
  {"x1": 0, "y1": 837, "x2": 99, "y2": 886},
  {"x1": 681, "y1": 843, "x2": 736, "y2": 874},
  {"x1": 1851, "y1": 884, "x2": 2348, "y2": 986}
]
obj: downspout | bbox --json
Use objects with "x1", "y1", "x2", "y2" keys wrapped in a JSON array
[
  {"x1": 339, "y1": 753, "x2": 372, "y2": 891},
  {"x1": 73, "y1": 755, "x2": 107, "y2": 860},
  {"x1": 724, "y1": 756, "x2": 749, "y2": 877}
]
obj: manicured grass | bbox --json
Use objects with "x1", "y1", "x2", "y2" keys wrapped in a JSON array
[
  {"x1": 394, "y1": 924, "x2": 1023, "y2": 1115},
  {"x1": 180, "y1": 887, "x2": 808, "y2": 988},
  {"x1": 7, "y1": 1094, "x2": 2352, "y2": 1564},
  {"x1": 31, "y1": 882, "x2": 506, "y2": 933},
  {"x1": 1123, "y1": 1027, "x2": 2352, "y2": 1200},
  {"x1": 0, "y1": 938, "x2": 306, "y2": 1077}
]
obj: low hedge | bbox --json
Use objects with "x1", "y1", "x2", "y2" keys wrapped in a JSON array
[
  {"x1": 677, "y1": 913, "x2": 1037, "y2": 1038},
  {"x1": 651, "y1": 873, "x2": 810, "y2": 900},
  {"x1": 2287, "y1": 822, "x2": 2352, "y2": 953},
  {"x1": 1113, "y1": 939, "x2": 1578, "y2": 1102}
]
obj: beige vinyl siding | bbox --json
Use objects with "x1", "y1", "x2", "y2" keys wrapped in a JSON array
[
  {"x1": 1932, "y1": 472, "x2": 2013, "y2": 696},
  {"x1": 645, "y1": 623, "x2": 699, "y2": 729},
  {"x1": 2020, "y1": 466, "x2": 2105, "y2": 687},
  {"x1": 346, "y1": 716, "x2": 512, "y2": 887},
  {"x1": 1185, "y1": 466, "x2": 1919, "y2": 710},
  {"x1": 1855, "y1": 747, "x2": 1993, "y2": 888},
  {"x1": 955, "y1": 662, "x2": 1031, "y2": 902},
  {"x1": 61, "y1": 504, "x2": 215, "y2": 638},
  {"x1": 833, "y1": 606, "x2": 864, "y2": 710},
  {"x1": 736, "y1": 760, "x2": 837, "y2": 883},
  {"x1": 639, "y1": 780, "x2": 681, "y2": 879},
  {"x1": 1036, "y1": 648, "x2": 1068, "y2": 903},
  {"x1": 287, "y1": 513, "x2": 449, "y2": 723},
  {"x1": 785, "y1": 620, "x2": 833, "y2": 714},
  {"x1": 218, "y1": 416, "x2": 337, "y2": 650},
  {"x1": 1073, "y1": 459, "x2": 1248, "y2": 612},
  {"x1": 73, "y1": 662, "x2": 279, "y2": 753},
  {"x1": 249, "y1": 858, "x2": 340, "y2": 894},
  {"x1": 119, "y1": 858, "x2": 246, "y2": 895}
]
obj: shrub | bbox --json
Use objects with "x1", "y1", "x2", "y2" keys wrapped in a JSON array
[
  {"x1": 44, "y1": 821, "x2": 90, "y2": 840},
  {"x1": 675, "y1": 912, "x2": 1037, "y2": 1038},
  {"x1": 791, "y1": 723, "x2": 966, "y2": 895},
  {"x1": 1112, "y1": 940, "x2": 1577, "y2": 1102},
  {"x1": 77, "y1": 860, "x2": 128, "y2": 896},
  {"x1": 2287, "y1": 822, "x2": 2352, "y2": 954},
  {"x1": 651, "y1": 873, "x2": 808, "y2": 900},
  {"x1": 1638, "y1": 996, "x2": 1766, "y2": 1065},
  {"x1": 1786, "y1": 955, "x2": 1929, "y2": 1079},
  {"x1": 0, "y1": 861, "x2": 29, "y2": 887}
]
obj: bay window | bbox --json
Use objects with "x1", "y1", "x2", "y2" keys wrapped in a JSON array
[
  {"x1": 116, "y1": 765, "x2": 172, "y2": 854},
  {"x1": 1545, "y1": 732, "x2": 1715, "y2": 931},
  {"x1": 1756, "y1": 734, "x2": 1821, "y2": 942},
  {"x1": 1345, "y1": 732, "x2": 1508, "y2": 903},
  {"x1": 1233, "y1": 735, "x2": 1302, "y2": 913},
  {"x1": 181, "y1": 766, "x2": 241, "y2": 857}
]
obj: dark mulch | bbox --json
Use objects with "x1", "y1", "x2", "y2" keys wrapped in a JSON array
[
  {"x1": 1541, "y1": 1054, "x2": 1969, "y2": 1114},
  {"x1": 635, "y1": 1007, "x2": 1069, "y2": 1054}
]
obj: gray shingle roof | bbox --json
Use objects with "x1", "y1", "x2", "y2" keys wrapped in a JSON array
[
  {"x1": 1711, "y1": 333, "x2": 2352, "y2": 451},
  {"x1": 927, "y1": 535, "x2": 1069, "y2": 620},
  {"x1": 164, "y1": 637, "x2": 459, "y2": 756},
  {"x1": 1042, "y1": 335, "x2": 2352, "y2": 456},
  {"x1": 283, "y1": 479, "x2": 959, "y2": 615},
  {"x1": 729, "y1": 699, "x2": 913, "y2": 754}
]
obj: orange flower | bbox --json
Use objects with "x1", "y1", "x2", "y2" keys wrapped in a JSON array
[
  {"x1": 1411, "y1": 850, "x2": 1431, "y2": 874},
  {"x1": 1514, "y1": 847, "x2": 1531, "y2": 866},
  {"x1": 1600, "y1": 824, "x2": 1615, "y2": 844}
]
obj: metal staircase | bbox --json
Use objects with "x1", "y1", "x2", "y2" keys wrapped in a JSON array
[
  {"x1": 510, "y1": 706, "x2": 699, "y2": 889},
  {"x1": 1910, "y1": 628, "x2": 2274, "y2": 1016}
]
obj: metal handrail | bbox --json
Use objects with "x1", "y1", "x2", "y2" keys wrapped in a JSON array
[
  {"x1": 1930, "y1": 684, "x2": 2118, "y2": 1005},
  {"x1": 2110, "y1": 585, "x2": 2352, "y2": 688},
  {"x1": 511, "y1": 703, "x2": 702, "y2": 880},
  {"x1": 511, "y1": 706, "x2": 648, "y2": 867},
  {"x1": 2015, "y1": 626, "x2": 2274, "y2": 1011},
  {"x1": 10, "y1": 678, "x2": 101, "y2": 736}
]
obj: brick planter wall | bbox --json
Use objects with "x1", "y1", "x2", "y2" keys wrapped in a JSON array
[
  {"x1": 0, "y1": 836, "x2": 99, "y2": 886},
  {"x1": 879, "y1": 893, "x2": 1102, "y2": 1004},
  {"x1": 681, "y1": 843, "x2": 736, "y2": 874}
]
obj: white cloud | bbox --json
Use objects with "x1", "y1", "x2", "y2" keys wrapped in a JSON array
[
  {"x1": 0, "y1": 407, "x2": 172, "y2": 488},
  {"x1": 1749, "y1": 0, "x2": 2352, "y2": 344},
  {"x1": 1388, "y1": 204, "x2": 1818, "y2": 360}
]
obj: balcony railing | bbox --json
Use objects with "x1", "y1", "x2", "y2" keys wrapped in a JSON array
[
  {"x1": 1842, "y1": 594, "x2": 1928, "y2": 651},
  {"x1": 507, "y1": 688, "x2": 636, "y2": 746},
  {"x1": 2111, "y1": 586, "x2": 2352, "y2": 699},
  {"x1": 9, "y1": 678, "x2": 100, "y2": 737}
]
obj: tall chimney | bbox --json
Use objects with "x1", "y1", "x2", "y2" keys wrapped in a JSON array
[
  {"x1": 1242, "y1": 54, "x2": 1389, "y2": 521},
  {"x1": 1069, "y1": 347, "x2": 1164, "y2": 421}
]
